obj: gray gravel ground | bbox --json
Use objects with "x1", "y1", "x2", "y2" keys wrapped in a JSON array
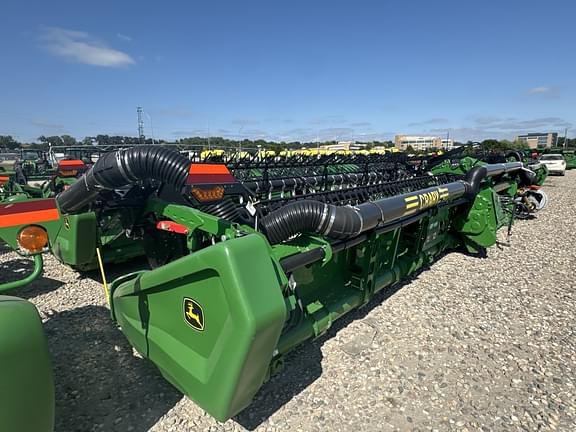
[{"x1": 1, "y1": 172, "x2": 575, "y2": 432}]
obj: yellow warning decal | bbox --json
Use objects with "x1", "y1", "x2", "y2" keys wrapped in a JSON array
[
  {"x1": 404, "y1": 187, "x2": 451, "y2": 215},
  {"x1": 438, "y1": 187, "x2": 449, "y2": 200},
  {"x1": 183, "y1": 297, "x2": 205, "y2": 331}
]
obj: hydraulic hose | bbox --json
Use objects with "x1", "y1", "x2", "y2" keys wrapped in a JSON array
[{"x1": 57, "y1": 146, "x2": 190, "y2": 214}]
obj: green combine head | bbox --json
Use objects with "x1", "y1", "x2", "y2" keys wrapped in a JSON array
[
  {"x1": 0, "y1": 296, "x2": 54, "y2": 431},
  {"x1": 0, "y1": 146, "x2": 544, "y2": 422},
  {"x1": 429, "y1": 150, "x2": 548, "y2": 220},
  {"x1": 563, "y1": 150, "x2": 576, "y2": 169},
  {"x1": 0, "y1": 157, "x2": 90, "y2": 205}
]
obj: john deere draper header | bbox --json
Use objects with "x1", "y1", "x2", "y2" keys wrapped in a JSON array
[{"x1": 0, "y1": 146, "x2": 542, "y2": 423}]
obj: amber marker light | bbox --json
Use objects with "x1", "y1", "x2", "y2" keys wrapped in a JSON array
[
  {"x1": 191, "y1": 185, "x2": 225, "y2": 202},
  {"x1": 17, "y1": 225, "x2": 49, "y2": 253}
]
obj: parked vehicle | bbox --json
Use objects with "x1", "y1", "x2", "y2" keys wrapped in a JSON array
[{"x1": 539, "y1": 154, "x2": 566, "y2": 175}]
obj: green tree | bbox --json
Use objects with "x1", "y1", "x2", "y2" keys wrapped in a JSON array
[
  {"x1": 480, "y1": 139, "x2": 523, "y2": 151},
  {"x1": 95, "y1": 135, "x2": 110, "y2": 146},
  {"x1": 0, "y1": 135, "x2": 20, "y2": 149},
  {"x1": 480, "y1": 139, "x2": 501, "y2": 150},
  {"x1": 60, "y1": 135, "x2": 77, "y2": 146}
]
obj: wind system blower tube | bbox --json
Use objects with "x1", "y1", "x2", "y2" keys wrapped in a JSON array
[
  {"x1": 261, "y1": 162, "x2": 526, "y2": 245},
  {"x1": 57, "y1": 146, "x2": 191, "y2": 214}
]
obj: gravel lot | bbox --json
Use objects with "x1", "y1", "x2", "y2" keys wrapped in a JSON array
[{"x1": 2, "y1": 172, "x2": 575, "y2": 432}]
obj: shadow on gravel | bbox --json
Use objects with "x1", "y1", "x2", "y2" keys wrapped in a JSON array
[
  {"x1": 80, "y1": 256, "x2": 151, "y2": 288},
  {"x1": 38, "y1": 248, "x2": 481, "y2": 430},
  {"x1": 0, "y1": 257, "x2": 63, "y2": 299},
  {"x1": 44, "y1": 305, "x2": 181, "y2": 432},
  {"x1": 0, "y1": 241, "x2": 15, "y2": 254},
  {"x1": 235, "y1": 247, "x2": 491, "y2": 430},
  {"x1": 234, "y1": 254, "x2": 452, "y2": 430}
]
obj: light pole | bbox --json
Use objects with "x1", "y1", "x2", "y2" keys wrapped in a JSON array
[
  {"x1": 238, "y1": 125, "x2": 244, "y2": 154},
  {"x1": 144, "y1": 112, "x2": 155, "y2": 144}
]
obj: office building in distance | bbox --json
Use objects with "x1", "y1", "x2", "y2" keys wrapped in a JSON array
[
  {"x1": 515, "y1": 132, "x2": 558, "y2": 149},
  {"x1": 395, "y1": 135, "x2": 454, "y2": 151}
]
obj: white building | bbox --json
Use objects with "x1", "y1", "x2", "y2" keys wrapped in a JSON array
[
  {"x1": 515, "y1": 133, "x2": 558, "y2": 149},
  {"x1": 394, "y1": 135, "x2": 454, "y2": 151},
  {"x1": 441, "y1": 138, "x2": 455, "y2": 150}
]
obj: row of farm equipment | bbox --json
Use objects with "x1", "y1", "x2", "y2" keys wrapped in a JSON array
[{"x1": 0, "y1": 144, "x2": 555, "y2": 430}]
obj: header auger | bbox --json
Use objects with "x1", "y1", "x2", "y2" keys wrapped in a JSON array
[{"x1": 0, "y1": 145, "x2": 546, "y2": 424}]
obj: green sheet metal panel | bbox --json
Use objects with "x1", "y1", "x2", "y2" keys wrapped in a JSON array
[
  {"x1": 111, "y1": 234, "x2": 287, "y2": 421},
  {"x1": 0, "y1": 296, "x2": 54, "y2": 432}
]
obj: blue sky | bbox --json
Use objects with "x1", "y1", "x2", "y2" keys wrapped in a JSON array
[{"x1": 1, "y1": 1, "x2": 574, "y2": 143}]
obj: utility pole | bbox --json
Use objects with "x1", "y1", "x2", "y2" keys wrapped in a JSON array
[
  {"x1": 238, "y1": 125, "x2": 244, "y2": 155},
  {"x1": 137, "y1": 107, "x2": 145, "y2": 144},
  {"x1": 144, "y1": 111, "x2": 155, "y2": 145},
  {"x1": 564, "y1": 127, "x2": 568, "y2": 148}
]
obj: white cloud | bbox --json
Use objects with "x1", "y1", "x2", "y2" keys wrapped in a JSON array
[
  {"x1": 308, "y1": 115, "x2": 347, "y2": 125},
  {"x1": 469, "y1": 116, "x2": 571, "y2": 130},
  {"x1": 31, "y1": 119, "x2": 65, "y2": 130},
  {"x1": 408, "y1": 118, "x2": 449, "y2": 127},
  {"x1": 526, "y1": 86, "x2": 560, "y2": 98},
  {"x1": 527, "y1": 86, "x2": 550, "y2": 94},
  {"x1": 40, "y1": 27, "x2": 135, "y2": 67},
  {"x1": 231, "y1": 118, "x2": 261, "y2": 126},
  {"x1": 428, "y1": 116, "x2": 573, "y2": 142},
  {"x1": 116, "y1": 33, "x2": 132, "y2": 42}
]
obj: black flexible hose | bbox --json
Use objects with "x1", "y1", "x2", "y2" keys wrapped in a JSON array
[
  {"x1": 57, "y1": 146, "x2": 190, "y2": 214},
  {"x1": 517, "y1": 168, "x2": 537, "y2": 186},
  {"x1": 494, "y1": 152, "x2": 536, "y2": 186},
  {"x1": 261, "y1": 167, "x2": 491, "y2": 245},
  {"x1": 463, "y1": 166, "x2": 487, "y2": 200},
  {"x1": 505, "y1": 151, "x2": 523, "y2": 162},
  {"x1": 260, "y1": 200, "x2": 362, "y2": 245}
]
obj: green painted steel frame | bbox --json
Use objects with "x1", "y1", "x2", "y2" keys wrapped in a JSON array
[{"x1": 0, "y1": 254, "x2": 43, "y2": 293}]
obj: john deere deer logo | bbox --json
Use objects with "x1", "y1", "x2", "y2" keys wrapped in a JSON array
[{"x1": 183, "y1": 298, "x2": 205, "y2": 331}]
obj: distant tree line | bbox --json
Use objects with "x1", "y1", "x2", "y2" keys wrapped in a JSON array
[
  {"x1": 0, "y1": 135, "x2": 395, "y2": 151},
  {"x1": 175, "y1": 136, "x2": 396, "y2": 150},
  {"x1": 474, "y1": 138, "x2": 576, "y2": 151},
  {"x1": 0, "y1": 134, "x2": 165, "y2": 150},
  {"x1": 0, "y1": 134, "x2": 575, "y2": 152},
  {"x1": 476, "y1": 139, "x2": 528, "y2": 151}
]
